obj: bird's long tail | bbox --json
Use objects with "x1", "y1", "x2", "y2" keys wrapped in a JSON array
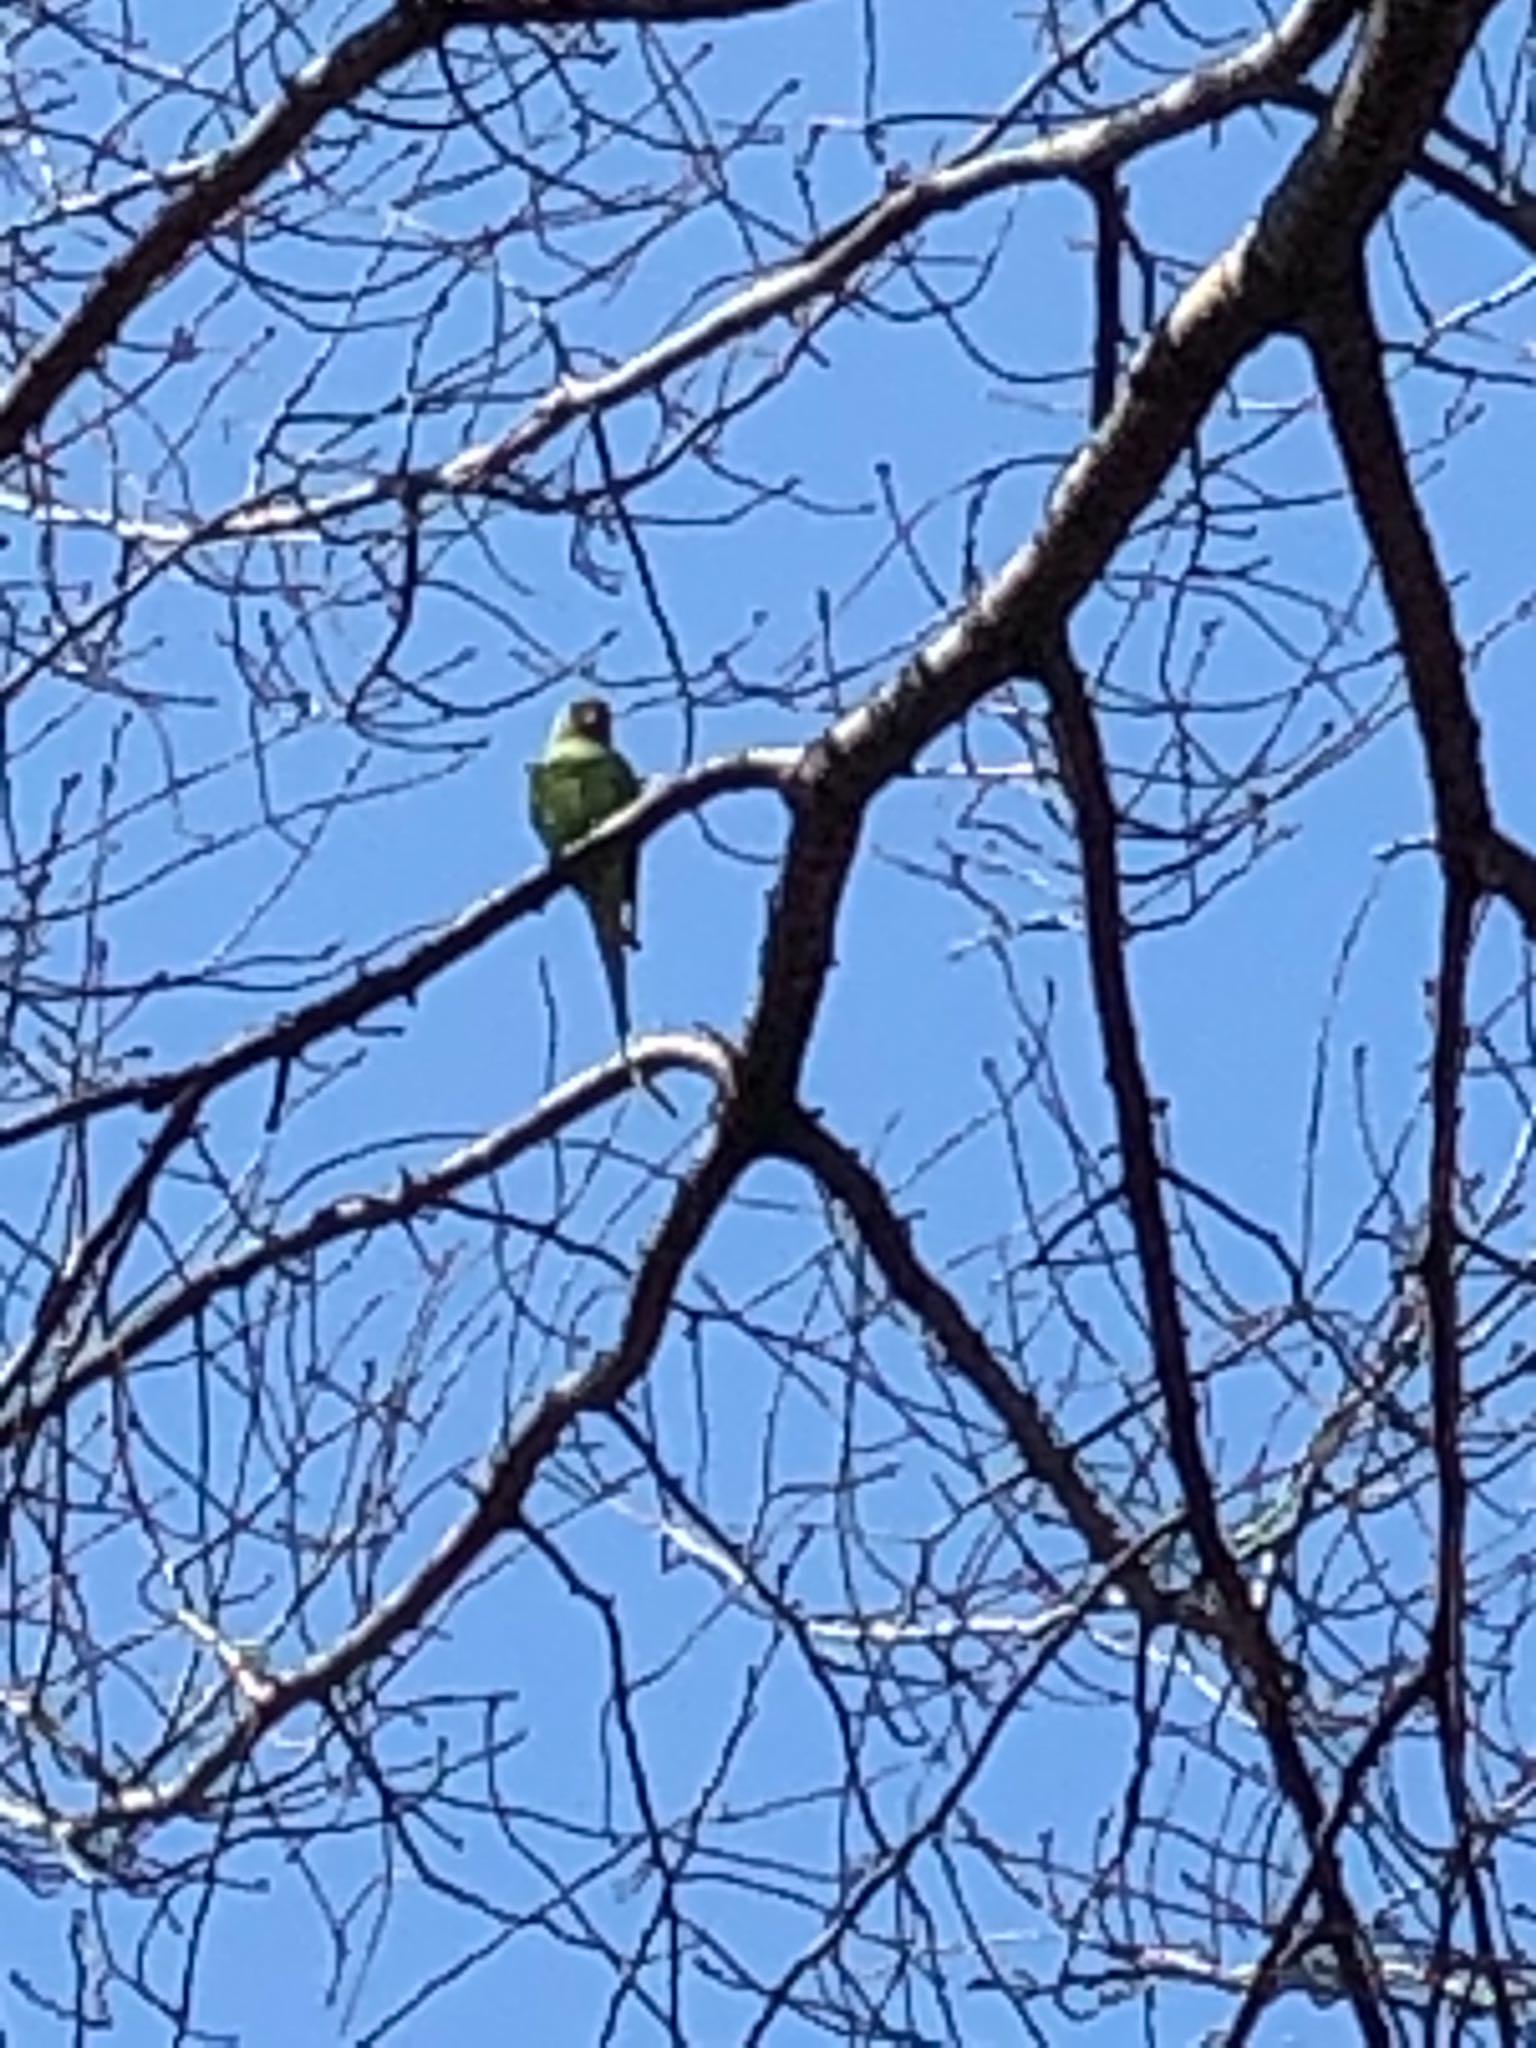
[
  {"x1": 594, "y1": 921, "x2": 631, "y2": 1045},
  {"x1": 589, "y1": 897, "x2": 673, "y2": 1113}
]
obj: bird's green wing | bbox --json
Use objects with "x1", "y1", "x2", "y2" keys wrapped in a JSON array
[
  {"x1": 595, "y1": 748, "x2": 642, "y2": 945},
  {"x1": 528, "y1": 740, "x2": 639, "y2": 852}
]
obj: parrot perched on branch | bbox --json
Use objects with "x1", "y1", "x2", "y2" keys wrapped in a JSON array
[{"x1": 528, "y1": 695, "x2": 643, "y2": 1044}]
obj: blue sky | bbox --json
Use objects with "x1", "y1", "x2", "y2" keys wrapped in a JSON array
[{"x1": 3, "y1": 1, "x2": 1536, "y2": 2042}]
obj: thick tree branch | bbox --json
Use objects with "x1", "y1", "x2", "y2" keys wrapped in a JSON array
[
  {"x1": 1304, "y1": 269, "x2": 1492, "y2": 868},
  {"x1": 1306, "y1": 261, "x2": 1519, "y2": 2042}
]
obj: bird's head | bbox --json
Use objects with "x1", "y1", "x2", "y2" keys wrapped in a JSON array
[{"x1": 561, "y1": 696, "x2": 612, "y2": 745}]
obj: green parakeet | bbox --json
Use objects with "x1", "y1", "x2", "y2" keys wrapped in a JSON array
[{"x1": 528, "y1": 696, "x2": 642, "y2": 1042}]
